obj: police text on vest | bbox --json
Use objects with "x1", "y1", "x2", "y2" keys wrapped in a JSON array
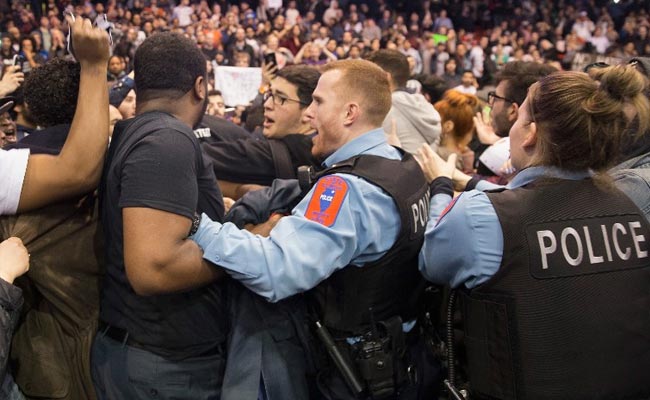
[{"x1": 527, "y1": 216, "x2": 650, "y2": 278}]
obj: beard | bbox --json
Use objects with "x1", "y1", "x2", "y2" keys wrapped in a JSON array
[{"x1": 492, "y1": 110, "x2": 514, "y2": 138}]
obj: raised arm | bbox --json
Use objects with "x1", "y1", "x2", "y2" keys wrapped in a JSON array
[{"x1": 17, "y1": 16, "x2": 110, "y2": 212}]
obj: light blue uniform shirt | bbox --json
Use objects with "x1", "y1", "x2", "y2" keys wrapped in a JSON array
[
  {"x1": 610, "y1": 152, "x2": 650, "y2": 222},
  {"x1": 192, "y1": 128, "x2": 403, "y2": 302},
  {"x1": 419, "y1": 166, "x2": 592, "y2": 289}
]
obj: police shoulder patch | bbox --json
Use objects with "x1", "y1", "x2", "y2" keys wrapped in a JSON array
[{"x1": 305, "y1": 175, "x2": 349, "y2": 227}]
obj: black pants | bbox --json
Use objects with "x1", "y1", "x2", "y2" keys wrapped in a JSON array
[
  {"x1": 91, "y1": 333, "x2": 225, "y2": 400},
  {"x1": 314, "y1": 337, "x2": 444, "y2": 400}
]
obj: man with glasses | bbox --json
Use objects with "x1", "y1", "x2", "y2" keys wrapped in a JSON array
[
  {"x1": 196, "y1": 65, "x2": 323, "y2": 400},
  {"x1": 474, "y1": 61, "x2": 556, "y2": 178},
  {"x1": 202, "y1": 65, "x2": 321, "y2": 199},
  {"x1": 486, "y1": 91, "x2": 517, "y2": 109}
]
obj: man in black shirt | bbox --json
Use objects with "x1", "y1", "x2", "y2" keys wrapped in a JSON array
[
  {"x1": 202, "y1": 65, "x2": 321, "y2": 199},
  {"x1": 92, "y1": 32, "x2": 227, "y2": 400}
]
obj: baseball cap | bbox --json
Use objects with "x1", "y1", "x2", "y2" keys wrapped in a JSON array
[{"x1": 0, "y1": 97, "x2": 15, "y2": 115}]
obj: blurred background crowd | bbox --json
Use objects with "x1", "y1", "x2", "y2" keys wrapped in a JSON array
[{"x1": 1, "y1": 0, "x2": 649, "y2": 94}]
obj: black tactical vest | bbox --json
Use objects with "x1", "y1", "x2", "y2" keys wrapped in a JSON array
[
  {"x1": 462, "y1": 178, "x2": 650, "y2": 400},
  {"x1": 308, "y1": 152, "x2": 430, "y2": 336}
]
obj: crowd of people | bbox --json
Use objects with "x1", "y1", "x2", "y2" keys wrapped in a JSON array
[
  {"x1": 1, "y1": 0, "x2": 650, "y2": 92},
  {"x1": 0, "y1": 1, "x2": 650, "y2": 400}
]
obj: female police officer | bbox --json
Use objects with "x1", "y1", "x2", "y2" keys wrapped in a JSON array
[{"x1": 417, "y1": 65, "x2": 650, "y2": 400}]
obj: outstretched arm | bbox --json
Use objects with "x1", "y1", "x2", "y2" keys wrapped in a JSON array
[{"x1": 18, "y1": 16, "x2": 110, "y2": 212}]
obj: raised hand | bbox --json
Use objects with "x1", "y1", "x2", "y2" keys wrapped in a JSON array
[
  {"x1": 65, "y1": 14, "x2": 110, "y2": 67},
  {"x1": 473, "y1": 111, "x2": 500, "y2": 145},
  {"x1": 0, "y1": 66, "x2": 24, "y2": 97},
  {"x1": 245, "y1": 213, "x2": 284, "y2": 237},
  {"x1": 417, "y1": 144, "x2": 458, "y2": 183},
  {"x1": 261, "y1": 58, "x2": 278, "y2": 86}
]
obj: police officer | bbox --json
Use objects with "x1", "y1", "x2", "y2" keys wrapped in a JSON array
[
  {"x1": 200, "y1": 65, "x2": 322, "y2": 400},
  {"x1": 418, "y1": 66, "x2": 650, "y2": 399},
  {"x1": 191, "y1": 59, "x2": 432, "y2": 399},
  {"x1": 200, "y1": 65, "x2": 322, "y2": 199}
]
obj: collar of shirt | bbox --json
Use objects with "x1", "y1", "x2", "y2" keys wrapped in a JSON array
[
  {"x1": 613, "y1": 152, "x2": 650, "y2": 171},
  {"x1": 322, "y1": 127, "x2": 387, "y2": 168},
  {"x1": 507, "y1": 166, "x2": 593, "y2": 189}
]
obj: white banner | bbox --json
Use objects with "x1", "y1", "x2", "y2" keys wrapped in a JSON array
[{"x1": 215, "y1": 66, "x2": 262, "y2": 107}]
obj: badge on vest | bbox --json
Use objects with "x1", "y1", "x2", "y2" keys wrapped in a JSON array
[
  {"x1": 527, "y1": 215, "x2": 650, "y2": 279},
  {"x1": 305, "y1": 175, "x2": 349, "y2": 227}
]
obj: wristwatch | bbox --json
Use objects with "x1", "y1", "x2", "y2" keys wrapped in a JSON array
[{"x1": 189, "y1": 212, "x2": 201, "y2": 237}]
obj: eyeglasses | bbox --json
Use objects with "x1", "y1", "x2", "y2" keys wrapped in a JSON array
[
  {"x1": 263, "y1": 90, "x2": 308, "y2": 106},
  {"x1": 487, "y1": 91, "x2": 516, "y2": 106}
]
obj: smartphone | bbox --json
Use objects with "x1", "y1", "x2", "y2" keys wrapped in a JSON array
[
  {"x1": 264, "y1": 52, "x2": 277, "y2": 69},
  {"x1": 12, "y1": 54, "x2": 25, "y2": 72}
]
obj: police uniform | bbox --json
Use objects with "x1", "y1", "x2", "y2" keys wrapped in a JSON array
[
  {"x1": 420, "y1": 166, "x2": 650, "y2": 399},
  {"x1": 192, "y1": 128, "x2": 432, "y2": 399},
  {"x1": 611, "y1": 152, "x2": 650, "y2": 222}
]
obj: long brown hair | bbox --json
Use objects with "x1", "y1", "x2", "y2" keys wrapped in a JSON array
[{"x1": 528, "y1": 66, "x2": 650, "y2": 171}]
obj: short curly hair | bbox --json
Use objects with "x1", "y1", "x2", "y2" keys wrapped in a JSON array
[
  {"x1": 134, "y1": 32, "x2": 207, "y2": 102},
  {"x1": 24, "y1": 58, "x2": 80, "y2": 127}
]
